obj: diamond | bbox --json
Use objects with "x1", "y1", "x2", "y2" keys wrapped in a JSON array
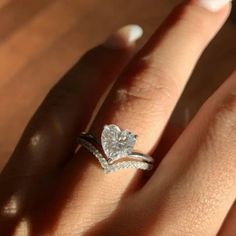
[{"x1": 101, "y1": 124, "x2": 137, "y2": 163}]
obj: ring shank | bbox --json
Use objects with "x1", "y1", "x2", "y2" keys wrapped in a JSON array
[
  {"x1": 80, "y1": 133, "x2": 154, "y2": 163},
  {"x1": 78, "y1": 133, "x2": 154, "y2": 173}
]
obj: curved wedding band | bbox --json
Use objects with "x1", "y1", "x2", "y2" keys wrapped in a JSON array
[{"x1": 77, "y1": 124, "x2": 154, "y2": 173}]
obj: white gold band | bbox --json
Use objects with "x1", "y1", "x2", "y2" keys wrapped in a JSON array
[{"x1": 77, "y1": 124, "x2": 154, "y2": 173}]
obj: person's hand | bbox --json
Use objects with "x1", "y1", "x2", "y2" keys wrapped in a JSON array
[{"x1": 0, "y1": 0, "x2": 235, "y2": 235}]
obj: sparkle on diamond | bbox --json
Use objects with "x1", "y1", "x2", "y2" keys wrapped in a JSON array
[{"x1": 101, "y1": 124, "x2": 137, "y2": 162}]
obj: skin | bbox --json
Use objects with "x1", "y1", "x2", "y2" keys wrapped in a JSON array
[{"x1": 0, "y1": 1, "x2": 235, "y2": 235}]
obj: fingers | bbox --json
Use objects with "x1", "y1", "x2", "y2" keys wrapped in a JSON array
[
  {"x1": 73, "y1": 0, "x2": 231, "y2": 181},
  {"x1": 0, "y1": 25, "x2": 143, "y2": 176},
  {"x1": 56, "y1": 2, "x2": 232, "y2": 231},
  {"x1": 91, "y1": 1, "x2": 231, "y2": 153},
  {"x1": 0, "y1": 25, "x2": 143, "y2": 234},
  {"x1": 145, "y1": 70, "x2": 236, "y2": 235}
]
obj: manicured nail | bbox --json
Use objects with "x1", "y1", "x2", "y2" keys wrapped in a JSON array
[
  {"x1": 104, "y1": 25, "x2": 143, "y2": 49},
  {"x1": 196, "y1": 0, "x2": 232, "y2": 12}
]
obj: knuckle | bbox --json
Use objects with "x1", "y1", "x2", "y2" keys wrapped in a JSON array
[{"x1": 118, "y1": 56, "x2": 179, "y2": 108}]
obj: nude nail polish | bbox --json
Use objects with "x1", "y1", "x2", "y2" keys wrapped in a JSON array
[
  {"x1": 197, "y1": 0, "x2": 232, "y2": 12},
  {"x1": 104, "y1": 25, "x2": 143, "y2": 49}
]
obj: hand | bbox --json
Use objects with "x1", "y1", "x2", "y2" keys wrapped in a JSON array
[{"x1": 0, "y1": 0, "x2": 235, "y2": 235}]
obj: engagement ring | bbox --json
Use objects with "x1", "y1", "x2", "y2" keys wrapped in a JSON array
[{"x1": 77, "y1": 124, "x2": 154, "y2": 173}]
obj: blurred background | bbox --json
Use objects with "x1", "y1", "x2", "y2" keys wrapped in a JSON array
[{"x1": 0, "y1": 0, "x2": 235, "y2": 169}]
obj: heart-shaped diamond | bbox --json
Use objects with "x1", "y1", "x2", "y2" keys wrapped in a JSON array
[{"x1": 101, "y1": 124, "x2": 137, "y2": 163}]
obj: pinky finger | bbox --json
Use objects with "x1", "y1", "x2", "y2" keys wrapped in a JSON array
[{"x1": 145, "y1": 69, "x2": 236, "y2": 235}]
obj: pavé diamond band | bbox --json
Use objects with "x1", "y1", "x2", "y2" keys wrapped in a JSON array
[{"x1": 77, "y1": 124, "x2": 154, "y2": 173}]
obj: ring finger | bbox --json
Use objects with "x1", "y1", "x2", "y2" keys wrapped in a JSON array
[{"x1": 72, "y1": 0, "x2": 231, "y2": 185}]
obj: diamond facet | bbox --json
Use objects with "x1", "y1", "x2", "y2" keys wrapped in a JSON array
[{"x1": 101, "y1": 124, "x2": 137, "y2": 163}]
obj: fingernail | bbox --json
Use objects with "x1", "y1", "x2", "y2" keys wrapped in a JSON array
[
  {"x1": 104, "y1": 25, "x2": 143, "y2": 49},
  {"x1": 196, "y1": 0, "x2": 232, "y2": 12}
]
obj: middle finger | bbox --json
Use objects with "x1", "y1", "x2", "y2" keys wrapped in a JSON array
[{"x1": 74, "y1": 1, "x2": 230, "y2": 180}]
